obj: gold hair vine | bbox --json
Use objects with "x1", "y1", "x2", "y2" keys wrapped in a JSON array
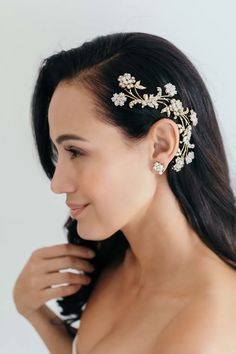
[{"x1": 111, "y1": 73, "x2": 198, "y2": 172}]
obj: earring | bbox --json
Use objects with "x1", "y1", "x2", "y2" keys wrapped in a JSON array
[{"x1": 153, "y1": 161, "x2": 165, "y2": 175}]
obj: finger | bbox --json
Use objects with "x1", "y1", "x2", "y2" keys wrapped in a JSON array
[
  {"x1": 41, "y1": 282, "x2": 87, "y2": 301},
  {"x1": 39, "y1": 272, "x2": 92, "y2": 290},
  {"x1": 33, "y1": 243, "x2": 95, "y2": 259},
  {"x1": 42, "y1": 256, "x2": 95, "y2": 274}
]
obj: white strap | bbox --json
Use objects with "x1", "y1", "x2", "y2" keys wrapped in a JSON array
[{"x1": 72, "y1": 334, "x2": 78, "y2": 354}]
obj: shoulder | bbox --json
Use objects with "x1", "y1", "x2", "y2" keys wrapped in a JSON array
[{"x1": 151, "y1": 287, "x2": 236, "y2": 354}]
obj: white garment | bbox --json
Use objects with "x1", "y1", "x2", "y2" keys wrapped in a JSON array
[
  {"x1": 72, "y1": 305, "x2": 86, "y2": 353},
  {"x1": 72, "y1": 334, "x2": 78, "y2": 354}
]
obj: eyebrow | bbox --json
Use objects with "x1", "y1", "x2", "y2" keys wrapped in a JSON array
[{"x1": 51, "y1": 134, "x2": 90, "y2": 146}]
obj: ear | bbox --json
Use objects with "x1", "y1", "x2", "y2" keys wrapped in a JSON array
[{"x1": 148, "y1": 118, "x2": 180, "y2": 169}]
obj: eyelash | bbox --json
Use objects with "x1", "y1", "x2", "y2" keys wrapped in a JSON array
[
  {"x1": 64, "y1": 147, "x2": 84, "y2": 159},
  {"x1": 52, "y1": 147, "x2": 84, "y2": 162}
]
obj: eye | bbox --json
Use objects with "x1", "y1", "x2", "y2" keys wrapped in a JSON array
[
  {"x1": 51, "y1": 145, "x2": 84, "y2": 164},
  {"x1": 64, "y1": 147, "x2": 84, "y2": 159}
]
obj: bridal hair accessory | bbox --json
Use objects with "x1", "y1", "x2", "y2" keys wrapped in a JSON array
[{"x1": 111, "y1": 73, "x2": 198, "y2": 172}]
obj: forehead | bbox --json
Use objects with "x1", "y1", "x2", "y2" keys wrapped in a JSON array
[
  {"x1": 48, "y1": 82, "x2": 97, "y2": 132},
  {"x1": 47, "y1": 81, "x2": 129, "y2": 149}
]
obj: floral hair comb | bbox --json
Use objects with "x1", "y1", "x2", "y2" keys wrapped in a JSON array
[{"x1": 111, "y1": 73, "x2": 198, "y2": 172}]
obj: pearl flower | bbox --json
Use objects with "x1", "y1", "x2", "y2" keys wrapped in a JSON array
[
  {"x1": 164, "y1": 83, "x2": 177, "y2": 97},
  {"x1": 111, "y1": 92, "x2": 127, "y2": 106},
  {"x1": 170, "y1": 99, "x2": 185, "y2": 115},
  {"x1": 185, "y1": 151, "x2": 195, "y2": 164},
  {"x1": 118, "y1": 73, "x2": 136, "y2": 89},
  {"x1": 172, "y1": 157, "x2": 185, "y2": 172},
  {"x1": 182, "y1": 126, "x2": 192, "y2": 145},
  {"x1": 190, "y1": 109, "x2": 198, "y2": 126}
]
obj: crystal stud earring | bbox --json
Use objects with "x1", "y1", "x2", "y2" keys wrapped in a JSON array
[{"x1": 153, "y1": 161, "x2": 165, "y2": 175}]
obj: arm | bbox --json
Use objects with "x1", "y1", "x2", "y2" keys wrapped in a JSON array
[{"x1": 23, "y1": 304, "x2": 74, "y2": 354}]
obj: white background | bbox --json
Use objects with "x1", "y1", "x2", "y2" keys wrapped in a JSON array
[{"x1": 0, "y1": 0, "x2": 236, "y2": 353}]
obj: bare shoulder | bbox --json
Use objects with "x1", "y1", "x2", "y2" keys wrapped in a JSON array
[{"x1": 152, "y1": 267, "x2": 236, "y2": 353}]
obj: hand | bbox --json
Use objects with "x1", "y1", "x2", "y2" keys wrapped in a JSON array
[{"x1": 13, "y1": 243, "x2": 96, "y2": 318}]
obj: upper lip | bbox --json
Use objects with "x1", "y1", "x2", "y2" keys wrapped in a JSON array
[{"x1": 66, "y1": 202, "x2": 89, "y2": 209}]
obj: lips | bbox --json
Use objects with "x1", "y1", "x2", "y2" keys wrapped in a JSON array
[
  {"x1": 68, "y1": 203, "x2": 90, "y2": 218},
  {"x1": 67, "y1": 203, "x2": 89, "y2": 209}
]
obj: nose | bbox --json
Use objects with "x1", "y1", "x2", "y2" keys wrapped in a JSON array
[{"x1": 50, "y1": 160, "x2": 76, "y2": 194}]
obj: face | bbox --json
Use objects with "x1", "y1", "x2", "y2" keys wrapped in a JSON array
[{"x1": 48, "y1": 81, "x2": 157, "y2": 241}]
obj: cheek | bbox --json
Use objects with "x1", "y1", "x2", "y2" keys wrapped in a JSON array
[
  {"x1": 76, "y1": 157, "x2": 156, "y2": 241},
  {"x1": 88, "y1": 157, "x2": 156, "y2": 218},
  {"x1": 119, "y1": 165, "x2": 156, "y2": 216}
]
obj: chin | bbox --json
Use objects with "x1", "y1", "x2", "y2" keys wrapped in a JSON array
[{"x1": 76, "y1": 226, "x2": 113, "y2": 242}]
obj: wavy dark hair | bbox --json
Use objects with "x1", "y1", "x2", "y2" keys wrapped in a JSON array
[{"x1": 30, "y1": 32, "x2": 236, "y2": 338}]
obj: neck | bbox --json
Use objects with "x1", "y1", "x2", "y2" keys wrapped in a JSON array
[{"x1": 120, "y1": 176, "x2": 221, "y2": 295}]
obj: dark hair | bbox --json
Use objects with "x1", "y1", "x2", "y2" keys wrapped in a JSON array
[{"x1": 30, "y1": 32, "x2": 236, "y2": 338}]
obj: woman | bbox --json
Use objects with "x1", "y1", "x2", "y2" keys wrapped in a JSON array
[{"x1": 13, "y1": 32, "x2": 236, "y2": 353}]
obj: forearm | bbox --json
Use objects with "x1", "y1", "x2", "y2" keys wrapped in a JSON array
[{"x1": 23, "y1": 304, "x2": 73, "y2": 354}]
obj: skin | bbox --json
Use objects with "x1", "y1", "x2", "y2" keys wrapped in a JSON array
[
  {"x1": 48, "y1": 80, "x2": 236, "y2": 352},
  {"x1": 48, "y1": 80, "x2": 229, "y2": 297}
]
